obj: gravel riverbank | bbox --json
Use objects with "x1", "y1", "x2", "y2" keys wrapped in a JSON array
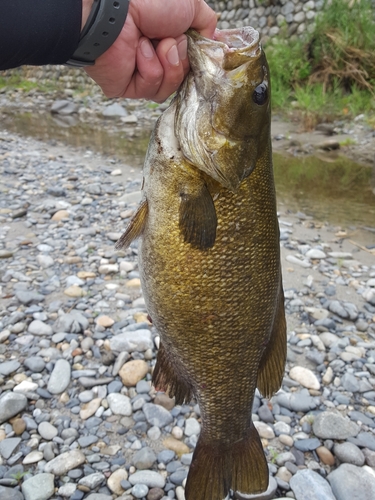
[{"x1": 1, "y1": 104, "x2": 375, "y2": 500}]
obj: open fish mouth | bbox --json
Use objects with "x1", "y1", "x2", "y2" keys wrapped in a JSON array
[
  {"x1": 187, "y1": 27, "x2": 261, "y2": 71},
  {"x1": 175, "y1": 27, "x2": 270, "y2": 192}
]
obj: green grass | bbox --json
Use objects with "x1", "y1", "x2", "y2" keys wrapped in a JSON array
[
  {"x1": 266, "y1": 0, "x2": 375, "y2": 127},
  {"x1": 0, "y1": 74, "x2": 55, "y2": 93}
]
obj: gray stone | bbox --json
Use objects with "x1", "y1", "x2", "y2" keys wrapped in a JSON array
[
  {"x1": 184, "y1": 418, "x2": 201, "y2": 436},
  {"x1": 341, "y1": 373, "x2": 360, "y2": 392},
  {"x1": 333, "y1": 442, "x2": 365, "y2": 466},
  {"x1": 84, "y1": 495, "x2": 112, "y2": 500},
  {"x1": 38, "y1": 422, "x2": 58, "y2": 440},
  {"x1": 47, "y1": 359, "x2": 71, "y2": 394},
  {"x1": 274, "y1": 389, "x2": 319, "y2": 412},
  {"x1": 348, "y1": 432, "x2": 375, "y2": 451},
  {"x1": 0, "y1": 486, "x2": 24, "y2": 500},
  {"x1": 0, "y1": 438, "x2": 21, "y2": 459},
  {"x1": 0, "y1": 393, "x2": 28, "y2": 424},
  {"x1": 22, "y1": 473, "x2": 55, "y2": 500},
  {"x1": 24, "y1": 357, "x2": 45, "y2": 373},
  {"x1": 51, "y1": 99, "x2": 78, "y2": 115},
  {"x1": 15, "y1": 291, "x2": 45, "y2": 305},
  {"x1": 53, "y1": 311, "x2": 89, "y2": 333},
  {"x1": 0, "y1": 360, "x2": 20, "y2": 376},
  {"x1": 78, "y1": 472, "x2": 105, "y2": 489},
  {"x1": 129, "y1": 470, "x2": 166, "y2": 488},
  {"x1": 132, "y1": 483, "x2": 149, "y2": 498},
  {"x1": 132, "y1": 447, "x2": 157, "y2": 470},
  {"x1": 235, "y1": 476, "x2": 277, "y2": 499},
  {"x1": 294, "y1": 438, "x2": 321, "y2": 452},
  {"x1": 44, "y1": 450, "x2": 85, "y2": 475},
  {"x1": 313, "y1": 411, "x2": 359, "y2": 440},
  {"x1": 290, "y1": 469, "x2": 335, "y2": 500},
  {"x1": 78, "y1": 435, "x2": 98, "y2": 447},
  {"x1": 28, "y1": 320, "x2": 53, "y2": 336},
  {"x1": 107, "y1": 393, "x2": 132, "y2": 416},
  {"x1": 143, "y1": 403, "x2": 173, "y2": 428},
  {"x1": 109, "y1": 330, "x2": 153, "y2": 352},
  {"x1": 328, "y1": 463, "x2": 375, "y2": 500},
  {"x1": 102, "y1": 103, "x2": 127, "y2": 118}
]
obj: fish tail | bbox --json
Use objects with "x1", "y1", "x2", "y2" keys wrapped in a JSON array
[{"x1": 185, "y1": 424, "x2": 269, "y2": 500}]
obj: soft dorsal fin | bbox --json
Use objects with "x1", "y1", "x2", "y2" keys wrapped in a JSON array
[{"x1": 115, "y1": 199, "x2": 148, "y2": 250}]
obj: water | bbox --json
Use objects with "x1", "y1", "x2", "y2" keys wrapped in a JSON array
[{"x1": 1, "y1": 111, "x2": 375, "y2": 230}]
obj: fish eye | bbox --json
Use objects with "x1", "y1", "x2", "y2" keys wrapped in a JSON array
[{"x1": 252, "y1": 83, "x2": 268, "y2": 105}]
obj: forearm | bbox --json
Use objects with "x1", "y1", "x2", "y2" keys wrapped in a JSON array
[{"x1": 0, "y1": 0, "x2": 82, "y2": 70}]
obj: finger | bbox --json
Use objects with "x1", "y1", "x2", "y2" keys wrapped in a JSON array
[
  {"x1": 191, "y1": 0, "x2": 217, "y2": 38},
  {"x1": 125, "y1": 37, "x2": 164, "y2": 99},
  {"x1": 151, "y1": 37, "x2": 187, "y2": 102}
]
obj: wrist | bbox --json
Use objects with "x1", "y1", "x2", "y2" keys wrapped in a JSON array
[{"x1": 82, "y1": 0, "x2": 95, "y2": 31}]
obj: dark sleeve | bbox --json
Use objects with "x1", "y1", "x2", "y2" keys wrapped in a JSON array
[{"x1": 0, "y1": 0, "x2": 82, "y2": 70}]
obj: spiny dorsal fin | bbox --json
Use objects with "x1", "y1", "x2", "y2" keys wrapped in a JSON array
[
  {"x1": 115, "y1": 199, "x2": 148, "y2": 250},
  {"x1": 179, "y1": 184, "x2": 217, "y2": 250}
]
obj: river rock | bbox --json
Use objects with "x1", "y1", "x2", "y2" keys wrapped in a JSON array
[
  {"x1": 129, "y1": 471, "x2": 166, "y2": 488},
  {"x1": 327, "y1": 463, "x2": 375, "y2": 500},
  {"x1": 28, "y1": 320, "x2": 53, "y2": 336},
  {"x1": 334, "y1": 442, "x2": 365, "y2": 466},
  {"x1": 313, "y1": 411, "x2": 359, "y2": 439},
  {"x1": 0, "y1": 392, "x2": 28, "y2": 424},
  {"x1": 44, "y1": 450, "x2": 85, "y2": 475},
  {"x1": 47, "y1": 359, "x2": 71, "y2": 394},
  {"x1": 110, "y1": 329, "x2": 153, "y2": 352},
  {"x1": 107, "y1": 468, "x2": 128, "y2": 495},
  {"x1": 132, "y1": 447, "x2": 157, "y2": 469},
  {"x1": 290, "y1": 469, "x2": 335, "y2": 500},
  {"x1": 143, "y1": 403, "x2": 173, "y2": 428},
  {"x1": 119, "y1": 360, "x2": 149, "y2": 386},
  {"x1": 289, "y1": 366, "x2": 320, "y2": 390},
  {"x1": 107, "y1": 393, "x2": 132, "y2": 416},
  {"x1": 0, "y1": 485, "x2": 24, "y2": 500},
  {"x1": 21, "y1": 473, "x2": 55, "y2": 500}
]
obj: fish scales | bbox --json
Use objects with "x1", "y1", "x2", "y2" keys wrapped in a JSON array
[{"x1": 117, "y1": 26, "x2": 287, "y2": 500}]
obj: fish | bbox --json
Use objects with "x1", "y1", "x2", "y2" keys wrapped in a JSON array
[{"x1": 116, "y1": 26, "x2": 287, "y2": 500}]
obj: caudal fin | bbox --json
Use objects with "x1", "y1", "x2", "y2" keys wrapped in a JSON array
[{"x1": 184, "y1": 424, "x2": 269, "y2": 500}]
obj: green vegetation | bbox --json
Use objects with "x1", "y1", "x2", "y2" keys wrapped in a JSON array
[
  {"x1": 0, "y1": 74, "x2": 55, "y2": 93},
  {"x1": 266, "y1": 0, "x2": 375, "y2": 128}
]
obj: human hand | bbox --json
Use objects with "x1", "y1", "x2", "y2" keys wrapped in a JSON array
[{"x1": 84, "y1": 0, "x2": 217, "y2": 102}]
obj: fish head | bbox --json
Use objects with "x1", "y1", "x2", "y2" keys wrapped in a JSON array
[{"x1": 175, "y1": 27, "x2": 271, "y2": 192}]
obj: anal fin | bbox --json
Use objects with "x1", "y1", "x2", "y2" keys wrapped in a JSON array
[
  {"x1": 115, "y1": 200, "x2": 148, "y2": 250},
  {"x1": 152, "y1": 343, "x2": 192, "y2": 405},
  {"x1": 179, "y1": 183, "x2": 217, "y2": 250},
  {"x1": 185, "y1": 424, "x2": 269, "y2": 500},
  {"x1": 257, "y1": 279, "x2": 287, "y2": 398}
]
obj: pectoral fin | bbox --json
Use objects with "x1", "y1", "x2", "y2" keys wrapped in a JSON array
[
  {"x1": 115, "y1": 200, "x2": 148, "y2": 250},
  {"x1": 179, "y1": 183, "x2": 217, "y2": 250},
  {"x1": 257, "y1": 279, "x2": 287, "y2": 398}
]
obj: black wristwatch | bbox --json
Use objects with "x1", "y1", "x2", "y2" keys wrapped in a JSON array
[{"x1": 66, "y1": 0, "x2": 129, "y2": 67}]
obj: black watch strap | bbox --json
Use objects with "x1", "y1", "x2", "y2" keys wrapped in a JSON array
[{"x1": 66, "y1": 0, "x2": 129, "y2": 67}]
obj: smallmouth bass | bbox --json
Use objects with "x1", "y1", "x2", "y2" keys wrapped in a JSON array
[{"x1": 117, "y1": 27, "x2": 287, "y2": 500}]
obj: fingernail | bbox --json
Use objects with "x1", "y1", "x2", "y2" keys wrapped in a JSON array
[
  {"x1": 167, "y1": 45, "x2": 180, "y2": 66},
  {"x1": 140, "y1": 39, "x2": 154, "y2": 59},
  {"x1": 177, "y1": 39, "x2": 188, "y2": 60}
]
